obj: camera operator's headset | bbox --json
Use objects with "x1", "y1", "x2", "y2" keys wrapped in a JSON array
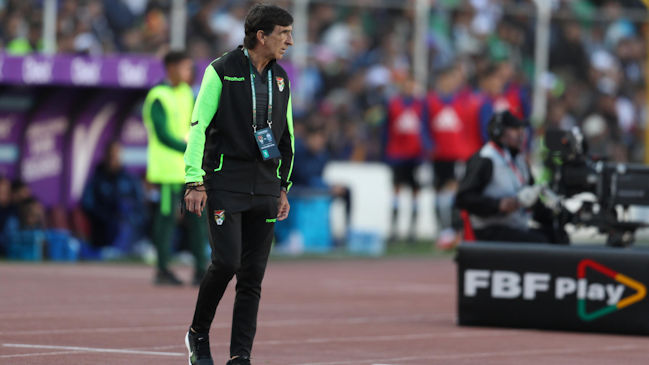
[{"x1": 487, "y1": 110, "x2": 509, "y2": 141}]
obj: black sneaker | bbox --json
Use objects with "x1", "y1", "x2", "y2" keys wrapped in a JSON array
[
  {"x1": 185, "y1": 329, "x2": 213, "y2": 365},
  {"x1": 154, "y1": 270, "x2": 183, "y2": 286},
  {"x1": 226, "y1": 355, "x2": 251, "y2": 365}
]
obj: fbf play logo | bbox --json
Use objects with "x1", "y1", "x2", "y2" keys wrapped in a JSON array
[
  {"x1": 576, "y1": 259, "x2": 646, "y2": 321},
  {"x1": 463, "y1": 259, "x2": 647, "y2": 322}
]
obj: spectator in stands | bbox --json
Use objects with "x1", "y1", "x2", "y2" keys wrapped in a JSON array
[
  {"x1": 73, "y1": 0, "x2": 113, "y2": 55},
  {"x1": 138, "y1": 4, "x2": 170, "y2": 56},
  {"x1": 209, "y1": 2, "x2": 247, "y2": 52},
  {"x1": 1, "y1": 180, "x2": 37, "y2": 256},
  {"x1": 476, "y1": 63, "x2": 522, "y2": 142},
  {"x1": 456, "y1": 111, "x2": 568, "y2": 244},
  {"x1": 0, "y1": 177, "x2": 13, "y2": 224},
  {"x1": 81, "y1": 141, "x2": 147, "y2": 256},
  {"x1": 10, "y1": 180, "x2": 32, "y2": 206},
  {"x1": 4, "y1": 195, "x2": 80, "y2": 261},
  {"x1": 426, "y1": 65, "x2": 480, "y2": 250},
  {"x1": 550, "y1": 20, "x2": 590, "y2": 82},
  {"x1": 3, "y1": 197, "x2": 47, "y2": 259},
  {"x1": 0, "y1": 177, "x2": 13, "y2": 256},
  {"x1": 5, "y1": 19, "x2": 42, "y2": 54},
  {"x1": 292, "y1": 124, "x2": 352, "y2": 242},
  {"x1": 143, "y1": 50, "x2": 208, "y2": 286},
  {"x1": 382, "y1": 74, "x2": 431, "y2": 242}
]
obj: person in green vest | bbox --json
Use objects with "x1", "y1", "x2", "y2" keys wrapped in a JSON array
[
  {"x1": 5, "y1": 20, "x2": 43, "y2": 55},
  {"x1": 143, "y1": 51, "x2": 208, "y2": 286}
]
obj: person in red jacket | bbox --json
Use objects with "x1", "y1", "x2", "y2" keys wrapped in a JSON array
[
  {"x1": 427, "y1": 65, "x2": 481, "y2": 249},
  {"x1": 476, "y1": 62, "x2": 530, "y2": 144},
  {"x1": 382, "y1": 74, "x2": 431, "y2": 242}
]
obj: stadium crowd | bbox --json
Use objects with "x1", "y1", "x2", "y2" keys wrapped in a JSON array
[
  {"x1": 1, "y1": 0, "x2": 648, "y2": 255},
  {"x1": 1, "y1": 0, "x2": 647, "y2": 161}
]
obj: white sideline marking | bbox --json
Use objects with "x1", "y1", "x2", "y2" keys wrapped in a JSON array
[
  {"x1": 0, "y1": 351, "x2": 85, "y2": 359},
  {"x1": 0, "y1": 330, "x2": 509, "y2": 359},
  {"x1": 89, "y1": 330, "x2": 511, "y2": 353},
  {"x1": 5, "y1": 335, "x2": 638, "y2": 362},
  {"x1": 2, "y1": 343, "x2": 183, "y2": 357}
]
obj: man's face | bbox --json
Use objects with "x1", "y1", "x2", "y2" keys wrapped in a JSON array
[
  {"x1": 501, "y1": 126, "x2": 525, "y2": 150},
  {"x1": 481, "y1": 74, "x2": 505, "y2": 96},
  {"x1": 167, "y1": 58, "x2": 194, "y2": 85},
  {"x1": 262, "y1": 25, "x2": 293, "y2": 60},
  {"x1": 306, "y1": 131, "x2": 326, "y2": 153},
  {"x1": 107, "y1": 143, "x2": 122, "y2": 171},
  {"x1": 176, "y1": 59, "x2": 194, "y2": 85}
]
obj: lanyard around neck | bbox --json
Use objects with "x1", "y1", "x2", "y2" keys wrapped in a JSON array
[
  {"x1": 490, "y1": 141, "x2": 525, "y2": 185},
  {"x1": 244, "y1": 48, "x2": 272, "y2": 131}
]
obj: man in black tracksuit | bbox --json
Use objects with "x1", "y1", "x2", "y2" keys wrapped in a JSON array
[{"x1": 183, "y1": 5, "x2": 294, "y2": 365}]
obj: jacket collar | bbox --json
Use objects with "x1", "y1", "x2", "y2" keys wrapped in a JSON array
[{"x1": 237, "y1": 45, "x2": 277, "y2": 71}]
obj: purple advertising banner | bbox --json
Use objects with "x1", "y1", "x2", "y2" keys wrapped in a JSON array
[
  {"x1": 20, "y1": 90, "x2": 82, "y2": 207},
  {"x1": 0, "y1": 53, "x2": 292, "y2": 90},
  {"x1": 0, "y1": 88, "x2": 36, "y2": 179},
  {"x1": 0, "y1": 111, "x2": 28, "y2": 180},
  {"x1": 65, "y1": 91, "x2": 138, "y2": 207},
  {"x1": 0, "y1": 53, "x2": 165, "y2": 89},
  {"x1": 119, "y1": 104, "x2": 148, "y2": 176}
]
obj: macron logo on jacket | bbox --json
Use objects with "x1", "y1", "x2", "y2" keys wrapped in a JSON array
[{"x1": 224, "y1": 76, "x2": 245, "y2": 82}]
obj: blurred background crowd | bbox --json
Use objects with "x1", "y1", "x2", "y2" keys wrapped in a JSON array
[
  {"x1": 1, "y1": 0, "x2": 648, "y2": 259},
  {"x1": 2, "y1": 0, "x2": 647, "y2": 161}
]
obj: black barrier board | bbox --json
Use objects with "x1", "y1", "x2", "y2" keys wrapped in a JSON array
[{"x1": 456, "y1": 242, "x2": 649, "y2": 335}]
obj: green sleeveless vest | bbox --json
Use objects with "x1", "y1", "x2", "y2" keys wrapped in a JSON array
[{"x1": 142, "y1": 82, "x2": 194, "y2": 183}]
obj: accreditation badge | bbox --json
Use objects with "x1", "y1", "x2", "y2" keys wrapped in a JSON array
[{"x1": 254, "y1": 127, "x2": 281, "y2": 160}]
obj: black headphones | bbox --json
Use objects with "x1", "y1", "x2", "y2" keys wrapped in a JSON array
[{"x1": 487, "y1": 111, "x2": 507, "y2": 141}]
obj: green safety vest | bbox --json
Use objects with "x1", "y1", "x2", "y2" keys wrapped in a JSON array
[
  {"x1": 142, "y1": 82, "x2": 194, "y2": 183},
  {"x1": 6, "y1": 38, "x2": 32, "y2": 55}
]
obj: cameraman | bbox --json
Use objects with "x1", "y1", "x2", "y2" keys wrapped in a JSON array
[{"x1": 456, "y1": 111, "x2": 567, "y2": 244}]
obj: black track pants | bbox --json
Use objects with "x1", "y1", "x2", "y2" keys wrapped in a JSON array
[{"x1": 190, "y1": 191, "x2": 278, "y2": 358}]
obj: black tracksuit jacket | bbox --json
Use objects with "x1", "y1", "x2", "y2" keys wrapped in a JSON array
[{"x1": 185, "y1": 46, "x2": 294, "y2": 197}]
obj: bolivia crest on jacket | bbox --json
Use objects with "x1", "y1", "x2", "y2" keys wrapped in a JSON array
[
  {"x1": 276, "y1": 77, "x2": 285, "y2": 92},
  {"x1": 214, "y1": 210, "x2": 225, "y2": 225}
]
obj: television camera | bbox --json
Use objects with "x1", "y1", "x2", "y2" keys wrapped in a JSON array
[{"x1": 544, "y1": 127, "x2": 649, "y2": 247}]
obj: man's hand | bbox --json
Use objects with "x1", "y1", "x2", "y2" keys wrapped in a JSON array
[
  {"x1": 499, "y1": 196, "x2": 519, "y2": 214},
  {"x1": 277, "y1": 190, "x2": 290, "y2": 221},
  {"x1": 185, "y1": 189, "x2": 207, "y2": 217}
]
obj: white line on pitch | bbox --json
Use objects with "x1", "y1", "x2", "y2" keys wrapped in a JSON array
[
  {"x1": 101, "y1": 330, "x2": 511, "y2": 352},
  {"x1": 0, "y1": 330, "x2": 511, "y2": 359},
  {"x1": 0, "y1": 350, "x2": 85, "y2": 359},
  {"x1": 2, "y1": 344, "x2": 183, "y2": 357}
]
